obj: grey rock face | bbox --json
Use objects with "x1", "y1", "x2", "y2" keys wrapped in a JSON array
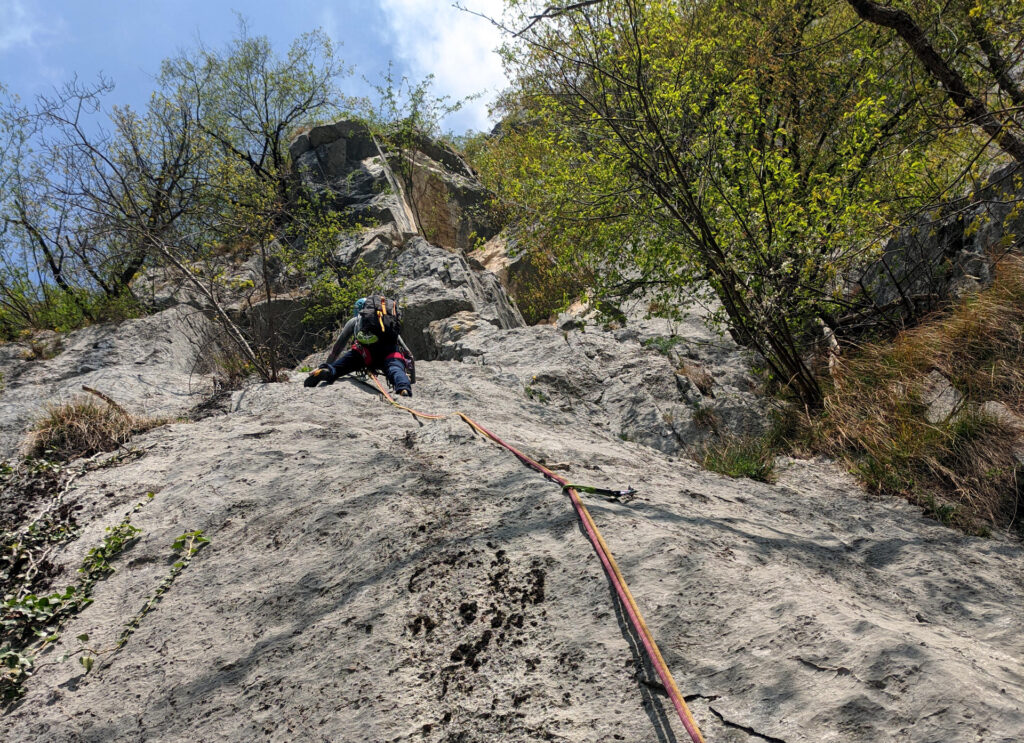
[
  {"x1": 854, "y1": 165, "x2": 1024, "y2": 316},
  {"x1": 3, "y1": 350, "x2": 1022, "y2": 742},
  {"x1": 404, "y1": 153, "x2": 498, "y2": 254},
  {"x1": 234, "y1": 293, "x2": 321, "y2": 366},
  {"x1": 556, "y1": 293, "x2": 773, "y2": 440},
  {"x1": 287, "y1": 121, "x2": 520, "y2": 360},
  {"x1": 290, "y1": 119, "x2": 411, "y2": 227},
  {"x1": 423, "y1": 305, "x2": 753, "y2": 453},
  {"x1": 397, "y1": 237, "x2": 524, "y2": 349},
  {"x1": 468, "y1": 233, "x2": 550, "y2": 315},
  {"x1": 290, "y1": 119, "x2": 498, "y2": 254},
  {"x1": 334, "y1": 231, "x2": 525, "y2": 359},
  {"x1": 0, "y1": 306, "x2": 221, "y2": 459}
]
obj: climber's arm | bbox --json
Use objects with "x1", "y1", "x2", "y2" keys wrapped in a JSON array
[{"x1": 325, "y1": 317, "x2": 357, "y2": 365}]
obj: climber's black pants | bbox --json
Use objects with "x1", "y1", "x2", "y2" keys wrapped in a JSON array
[{"x1": 328, "y1": 347, "x2": 411, "y2": 394}]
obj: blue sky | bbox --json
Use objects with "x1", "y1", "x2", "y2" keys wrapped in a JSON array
[{"x1": 0, "y1": 0, "x2": 509, "y2": 133}]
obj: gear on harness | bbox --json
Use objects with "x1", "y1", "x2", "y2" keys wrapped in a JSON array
[{"x1": 355, "y1": 330, "x2": 379, "y2": 346}]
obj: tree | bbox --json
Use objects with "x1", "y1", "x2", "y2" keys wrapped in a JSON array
[
  {"x1": 844, "y1": 0, "x2": 1024, "y2": 163},
  {"x1": 1, "y1": 76, "x2": 200, "y2": 330},
  {"x1": 0, "y1": 26, "x2": 375, "y2": 382},
  {"x1": 158, "y1": 21, "x2": 350, "y2": 209},
  {"x1": 477, "y1": 0, "x2": 973, "y2": 405}
]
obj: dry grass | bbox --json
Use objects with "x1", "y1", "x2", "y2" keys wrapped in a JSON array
[
  {"x1": 678, "y1": 361, "x2": 715, "y2": 397},
  {"x1": 819, "y1": 257, "x2": 1024, "y2": 531},
  {"x1": 24, "y1": 396, "x2": 162, "y2": 462}
]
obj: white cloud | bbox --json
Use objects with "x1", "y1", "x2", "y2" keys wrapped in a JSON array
[
  {"x1": 318, "y1": 7, "x2": 341, "y2": 48},
  {"x1": 0, "y1": 0, "x2": 50, "y2": 51},
  {"x1": 376, "y1": 0, "x2": 509, "y2": 132}
]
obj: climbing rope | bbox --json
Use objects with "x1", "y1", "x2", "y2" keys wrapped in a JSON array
[{"x1": 361, "y1": 372, "x2": 707, "y2": 743}]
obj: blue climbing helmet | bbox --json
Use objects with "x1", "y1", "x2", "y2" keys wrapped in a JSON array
[{"x1": 353, "y1": 297, "x2": 366, "y2": 316}]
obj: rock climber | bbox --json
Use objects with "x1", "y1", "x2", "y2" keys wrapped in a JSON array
[{"x1": 303, "y1": 294, "x2": 415, "y2": 396}]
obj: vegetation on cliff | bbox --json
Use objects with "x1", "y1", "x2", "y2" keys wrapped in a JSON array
[
  {"x1": 473, "y1": 0, "x2": 1023, "y2": 408},
  {"x1": 1, "y1": 2, "x2": 1021, "y2": 528},
  {"x1": 469, "y1": 0, "x2": 1023, "y2": 527},
  {"x1": 0, "y1": 25, "x2": 374, "y2": 380}
]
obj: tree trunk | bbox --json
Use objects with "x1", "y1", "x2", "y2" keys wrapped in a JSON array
[{"x1": 845, "y1": 0, "x2": 1024, "y2": 163}]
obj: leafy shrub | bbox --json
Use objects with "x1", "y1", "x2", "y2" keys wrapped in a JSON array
[
  {"x1": 0, "y1": 272, "x2": 140, "y2": 341},
  {"x1": 510, "y1": 245, "x2": 593, "y2": 325},
  {"x1": 1, "y1": 499, "x2": 149, "y2": 705}
]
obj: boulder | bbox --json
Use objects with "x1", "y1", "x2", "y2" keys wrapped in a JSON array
[
  {"x1": 919, "y1": 370, "x2": 963, "y2": 424},
  {"x1": 980, "y1": 400, "x2": 1024, "y2": 431}
]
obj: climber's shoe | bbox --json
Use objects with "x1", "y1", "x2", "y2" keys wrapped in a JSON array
[{"x1": 304, "y1": 365, "x2": 335, "y2": 387}]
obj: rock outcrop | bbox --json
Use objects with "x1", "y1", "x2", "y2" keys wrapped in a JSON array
[
  {"x1": 335, "y1": 228, "x2": 524, "y2": 359},
  {"x1": 2, "y1": 122, "x2": 1023, "y2": 743},
  {"x1": 291, "y1": 119, "x2": 498, "y2": 252},
  {"x1": 854, "y1": 165, "x2": 1024, "y2": 316},
  {"x1": 2, "y1": 336, "x2": 1022, "y2": 742},
  {"x1": 289, "y1": 120, "x2": 411, "y2": 229}
]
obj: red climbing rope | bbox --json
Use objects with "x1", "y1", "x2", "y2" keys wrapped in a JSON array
[{"x1": 364, "y1": 373, "x2": 706, "y2": 743}]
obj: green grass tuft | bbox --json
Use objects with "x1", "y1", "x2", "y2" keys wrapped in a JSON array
[{"x1": 699, "y1": 436, "x2": 776, "y2": 482}]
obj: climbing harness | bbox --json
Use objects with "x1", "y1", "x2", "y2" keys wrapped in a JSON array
[{"x1": 361, "y1": 372, "x2": 707, "y2": 743}]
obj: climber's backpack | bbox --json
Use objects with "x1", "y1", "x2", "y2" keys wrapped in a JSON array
[{"x1": 355, "y1": 294, "x2": 402, "y2": 348}]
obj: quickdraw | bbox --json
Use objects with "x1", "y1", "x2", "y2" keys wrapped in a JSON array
[{"x1": 561, "y1": 483, "x2": 637, "y2": 502}]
